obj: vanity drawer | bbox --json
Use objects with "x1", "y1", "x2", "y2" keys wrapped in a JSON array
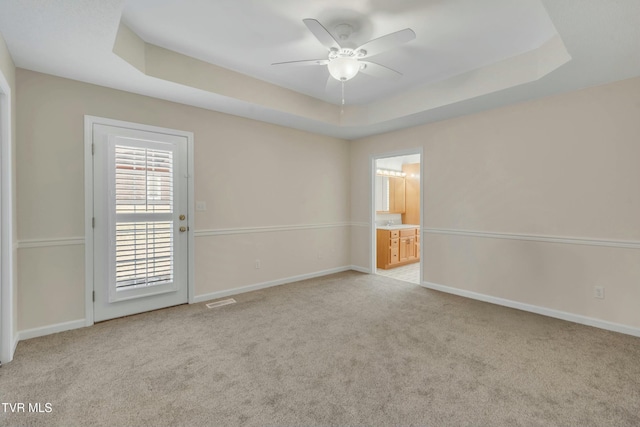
[
  {"x1": 390, "y1": 238, "x2": 399, "y2": 248},
  {"x1": 390, "y1": 230, "x2": 399, "y2": 239},
  {"x1": 389, "y1": 247, "x2": 399, "y2": 264},
  {"x1": 400, "y1": 229, "x2": 415, "y2": 237}
]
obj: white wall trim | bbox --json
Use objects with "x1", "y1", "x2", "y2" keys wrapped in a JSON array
[
  {"x1": 84, "y1": 115, "x2": 196, "y2": 325},
  {"x1": 351, "y1": 222, "x2": 369, "y2": 228},
  {"x1": 17, "y1": 319, "x2": 86, "y2": 341},
  {"x1": 186, "y1": 127, "x2": 195, "y2": 303},
  {"x1": 194, "y1": 222, "x2": 351, "y2": 237},
  {"x1": 193, "y1": 266, "x2": 353, "y2": 303},
  {"x1": 422, "y1": 281, "x2": 640, "y2": 338},
  {"x1": 349, "y1": 265, "x2": 371, "y2": 274},
  {"x1": 370, "y1": 148, "x2": 423, "y2": 285},
  {"x1": 84, "y1": 116, "x2": 94, "y2": 327},
  {"x1": 423, "y1": 228, "x2": 640, "y2": 250},
  {"x1": 17, "y1": 237, "x2": 85, "y2": 249},
  {"x1": 0, "y1": 64, "x2": 14, "y2": 363}
]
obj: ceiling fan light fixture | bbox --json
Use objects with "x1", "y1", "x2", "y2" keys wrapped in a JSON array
[{"x1": 328, "y1": 57, "x2": 360, "y2": 81}]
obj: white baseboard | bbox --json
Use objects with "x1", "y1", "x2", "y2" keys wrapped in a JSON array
[
  {"x1": 349, "y1": 265, "x2": 371, "y2": 274},
  {"x1": 422, "y1": 281, "x2": 640, "y2": 338},
  {"x1": 14, "y1": 267, "x2": 368, "y2": 342},
  {"x1": 18, "y1": 319, "x2": 86, "y2": 341},
  {"x1": 193, "y1": 266, "x2": 356, "y2": 303}
]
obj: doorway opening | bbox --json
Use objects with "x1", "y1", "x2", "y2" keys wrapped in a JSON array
[
  {"x1": 0, "y1": 72, "x2": 13, "y2": 363},
  {"x1": 371, "y1": 151, "x2": 422, "y2": 285}
]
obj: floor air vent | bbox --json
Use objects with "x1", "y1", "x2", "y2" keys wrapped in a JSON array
[{"x1": 206, "y1": 298, "x2": 237, "y2": 309}]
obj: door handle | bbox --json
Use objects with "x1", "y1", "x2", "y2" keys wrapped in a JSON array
[
  {"x1": 179, "y1": 226, "x2": 187, "y2": 232},
  {"x1": 179, "y1": 214, "x2": 186, "y2": 221}
]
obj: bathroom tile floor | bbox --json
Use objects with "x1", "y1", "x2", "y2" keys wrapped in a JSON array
[{"x1": 376, "y1": 262, "x2": 420, "y2": 284}]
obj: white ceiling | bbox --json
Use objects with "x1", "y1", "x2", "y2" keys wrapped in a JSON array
[
  {"x1": 122, "y1": 0, "x2": 558, "y2": 105},
  {"x1": 0, "y1": 0, "x2": 639, "y2": 140}
]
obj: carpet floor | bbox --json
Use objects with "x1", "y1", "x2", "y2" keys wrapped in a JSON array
[{"x1": 1, "y1": 271, "x2": 640, "y2": 427}]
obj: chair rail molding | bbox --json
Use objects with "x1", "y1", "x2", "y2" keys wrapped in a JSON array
[
  {"x1": 423, "y1": 228, "x2": 640, "y2": 250},
  {"x1": 17, "y1": 237, "x2": 85, "y2": 249},
  {"x1": 194, "y1": 222, "x2": 352, "y2": 237}
]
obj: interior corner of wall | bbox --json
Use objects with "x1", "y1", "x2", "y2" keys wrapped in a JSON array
[
  {"x1": 112, "y1": 22, "x2": 146, "y2": 74},
  {"x1": 535, "y1": 34, "x2": 572, "y2": 79}
]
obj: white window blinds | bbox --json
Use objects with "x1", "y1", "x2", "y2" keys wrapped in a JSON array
[{"x1": 113, "y1": 145, "x2": 174, "y2": 290}]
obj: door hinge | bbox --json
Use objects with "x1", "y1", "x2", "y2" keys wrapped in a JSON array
[
  {"x1": 92, "y1": 217, "x2": 95, "y2": 228},
  {"x1": 92, "y1": 291, "x2": 95, "y2": 302},
  {"x1": 91, "y1": 143, "x2": 95, "y2": 155}
]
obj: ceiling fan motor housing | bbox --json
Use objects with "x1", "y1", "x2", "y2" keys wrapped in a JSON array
[
  {"x1": 328, "y1": 48, "x2": 367, "y2": 60},
  {"x1": 327, "y1": 47, "x2": 368, "y2": 81},
  {"x1": 334, "y1": 23, "x2": 355, "y2": 41}
]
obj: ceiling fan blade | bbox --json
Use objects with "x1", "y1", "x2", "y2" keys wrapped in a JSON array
[
  {"x1": 357, "y1": 28, "x2": 416, "y2": 58},
  {"x1": 272, "y1": 59, "x2": 329, "y2": 66},
  {"x1": 303, "y1": 18, "x2": 341, "y2": 50},
  {"x1": 325, "y1": 75, "x2": 339, "y2": 92},
  {"x1": 359, "y1": 61, "x2": 403, "y2": 79}
]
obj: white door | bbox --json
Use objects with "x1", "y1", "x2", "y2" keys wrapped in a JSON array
[{"x1": 93, "y1": 124, "x2": 188, "y2": 322}]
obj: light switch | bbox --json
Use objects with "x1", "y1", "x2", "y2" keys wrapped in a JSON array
[{"x1": 196, "y1": 201, "x2": 207, "y2": 211}]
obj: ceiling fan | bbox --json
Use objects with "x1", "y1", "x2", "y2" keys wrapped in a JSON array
[{"x1": 273, "y1": 18, "x2": 416, "y2": 102}]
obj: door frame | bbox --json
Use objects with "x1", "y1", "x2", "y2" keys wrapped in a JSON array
[
  {"x1": 84, "y1": 116, "x2": 195, "y2": 326},
  {"x1": 0, "y1": 67, "x2": 14, "y2": 362},
  {"x1": 370, "y1": 148, "x2": 424, "y2": 283}
]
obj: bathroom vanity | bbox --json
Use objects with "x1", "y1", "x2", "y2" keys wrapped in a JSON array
[{"x1": 376, "y1": 225, "x2": 420, "y2": 270}]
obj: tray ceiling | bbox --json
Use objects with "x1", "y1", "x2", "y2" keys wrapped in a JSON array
[{"x1": 0, "y1": 0, "x2": 639, "y2": 139}]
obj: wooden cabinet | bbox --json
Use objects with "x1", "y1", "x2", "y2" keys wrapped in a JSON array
[
  {"x1": 399, "y1": 229, "x2": 416, "y2": 263},
  {"x1": 377, "y1": 227, "x2": 420, "y2": 270},
  {"x1": 401, "y1": 163, "x2": 420, "y2": 225}
]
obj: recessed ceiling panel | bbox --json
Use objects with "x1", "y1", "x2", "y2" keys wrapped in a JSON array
[{"x1": 123, "y1": 0, "x2": 559, "y2": 104}]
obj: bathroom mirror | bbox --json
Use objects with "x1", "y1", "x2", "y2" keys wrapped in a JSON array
[{"x1": 375, "y1": 175, "x2": 405, "y2": 213}]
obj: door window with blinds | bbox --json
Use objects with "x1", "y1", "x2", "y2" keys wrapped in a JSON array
[{"x1": 107, "y1": 138, "x2": 178, "y2": 302}]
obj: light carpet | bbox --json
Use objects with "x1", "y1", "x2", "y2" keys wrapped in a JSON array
[{"x1": 1, "y1": 271, "x2": 639, "y2": 426}]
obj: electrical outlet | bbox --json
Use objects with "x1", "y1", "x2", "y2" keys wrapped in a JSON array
[
  {"x1": 195, "y1": 201, "x2": 207, "y2": 211},
  {"x1": 255, "y1": 259, "x2": 261, "y2": 269},
  {"x1": 594, "y1": 286, "x2": 605, "y2": 299},
  {"x1": 317, "y1": 251, "x2": 324, "y2": 260}
]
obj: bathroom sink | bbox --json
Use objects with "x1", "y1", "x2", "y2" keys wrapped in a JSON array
[{"x1": 376, "y1": 224, "x2": 420, "y2": 230}]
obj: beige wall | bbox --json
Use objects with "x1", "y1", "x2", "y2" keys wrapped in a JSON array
[
  {"x1": 0, "y1": 32, "x2": 18, "y2": 355},
  {"x1": 16, "y1": 69, "x2": 350, "y2": 331},
  {"x1": 351, "y1": 76, "x2": 640, "y2": 329},
  {"x1": 13, "y1": 66, "x2": 640, "y2": 335}
]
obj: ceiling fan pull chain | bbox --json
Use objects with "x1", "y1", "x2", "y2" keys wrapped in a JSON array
[{"x1": 342, "y1": 80, "x2": 345, "y2": 106}]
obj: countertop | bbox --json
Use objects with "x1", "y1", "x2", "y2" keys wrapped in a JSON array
[{"x1": 376, "y1": 224, "x2": 420, "y2": 230}]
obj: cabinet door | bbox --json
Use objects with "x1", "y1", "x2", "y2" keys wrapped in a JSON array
[
  {"x1": 407, "y1": 237, "x2": 416, "y2": 260},
  {"x1": 388, "y1": 177, "x2": 406, "y2": 213},
  {"x1": 376, "y1": 229, "x2": 390, "y2": 269},
  {"x1": 399, "y1": 238, "x2": 408, "y2": 261}
]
